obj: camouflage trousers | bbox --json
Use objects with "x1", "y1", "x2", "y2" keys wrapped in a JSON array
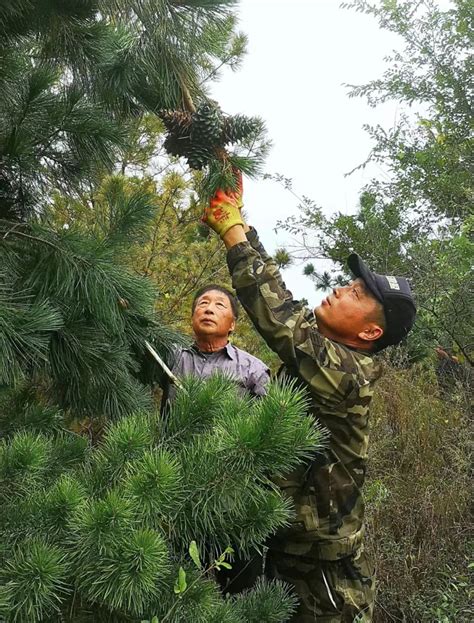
[{"x1": 265, "y1": 547, "x2": 375, "y2": 622}]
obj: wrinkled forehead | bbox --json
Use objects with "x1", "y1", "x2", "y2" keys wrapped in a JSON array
[{"x1": 195, "y1": 290, "x2": 231, "y2": 306}]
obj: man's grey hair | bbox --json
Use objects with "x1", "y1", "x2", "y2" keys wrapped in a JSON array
[{"x1": 192, "y1": 284, "x2": 239, "y2": 320}]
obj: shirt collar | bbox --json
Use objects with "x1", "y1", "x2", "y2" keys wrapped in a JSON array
[
  {"x1": 189, "y1": 342, "x2": 235, "y2": 359},
  {"x1": 224, "y1": 342, "x2": 236, "y2": 359}
]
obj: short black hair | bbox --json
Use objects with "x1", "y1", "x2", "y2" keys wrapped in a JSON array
[
  {"x1": 369, "y1": 299, "x2": 387, "y2": 352},
  {"x1": 191, "y1": 284, "x2": 239, "y2": 319}
]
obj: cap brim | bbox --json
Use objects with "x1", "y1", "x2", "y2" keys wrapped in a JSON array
[{"x1": 347, "y1": 254, "x2": 384, "y2": 303}]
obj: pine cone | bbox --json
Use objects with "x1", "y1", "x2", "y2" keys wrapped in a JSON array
[
  {"x1": 221, "y1": 115, "x2": 262, "y2": 144},
  {"x1": 159, "y1": 110, "x2": 192, "y2": 137},
  {"x1": 190, "y1": 103, "x2": 224, "y2": 146},
  {"x1": 164, "y1": 134, "x2": 191, "y2": 158},
  {"x1": 186, "y1": 143, "x2": 213, "y2": 170},
  {"x1": 160, "y1": 103, "x2": 264, "y2": 171}
]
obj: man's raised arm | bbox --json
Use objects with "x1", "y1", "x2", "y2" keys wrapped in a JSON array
[{"x1": 202, "y1": 179, "x2": 359, "y2": 408}]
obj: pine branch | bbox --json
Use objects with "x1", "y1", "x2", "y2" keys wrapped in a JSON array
[{"x1": 0, "y1": 375, "x2": 324, "y2": 621}]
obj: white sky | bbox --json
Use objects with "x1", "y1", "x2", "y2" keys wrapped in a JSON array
[{"x1": 211, "y1": 0, "x2": 405, "y2": 306}]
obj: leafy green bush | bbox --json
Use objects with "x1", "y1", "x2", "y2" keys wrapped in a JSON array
[{"x1": 366, "y1": 363, "x2": 472, "y2": 622}]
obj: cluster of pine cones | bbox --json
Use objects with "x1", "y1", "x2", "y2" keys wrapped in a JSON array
[{"x1": 159, "y1": 102, "x2": 261, "y2": 170}]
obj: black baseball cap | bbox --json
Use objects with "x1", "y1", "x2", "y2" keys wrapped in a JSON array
[{"x1": 347, "y1": 254, "x2": 416, "y2": 350}]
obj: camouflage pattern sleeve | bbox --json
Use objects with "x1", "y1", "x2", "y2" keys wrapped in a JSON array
[
  {"x1": 245, "y1": 227, "x2": 309, "y2": 313},
  {"x1": 245, "y1": 227, "x2": 287, "y2": 291},
  {"x1": 229, "y1": 231, "x2": 384, "y2": 561},
  {"x1": 227, "y1": 238, "x2": 378, "y2": 412}
]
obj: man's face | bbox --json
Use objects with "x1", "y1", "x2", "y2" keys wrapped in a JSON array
[
  {"x1": 192, "y1": 290, "x2": 236, "y2": 340},
  {"x1": 314, "y1": 278, "x2": 382, "y2": 346}
]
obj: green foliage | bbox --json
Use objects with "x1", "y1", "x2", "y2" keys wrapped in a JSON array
[
  {"x1": 278, "y1": 0, "x2": 472, "y2": 364},
  {"x1": 0, "y1": 55, "x2": 126, "y2": 220},
  {"x1": 233, "y1": 578, "x2": 299, "y2": 623},
  {"x1": 164, "y1": 376, "x2": 325, "y2": 557},
  {"x1": 189, "y1": 540, "x2": 202, "y2": 569},
  {"x1": 47, "y1": 148, "x2": 276, "y2": 368},
  {"x1": 0, "y1": 376, "x2": 323, "y2": 621},
  {"x1": 0, "y1": 0, "x2": 246, "y2": 219},
  {"x1": 174, "y1": 566, "x2": 188, "y2": 594},
  {"x1": 0, "y1": 283, "x2": 63, "y2": 386},
  {"x1": 123, "y1": 450, "x2": 184, "y2": 526},
  {"x1": 98, "y1": 176, "x2": 159, "y2": 248},
  {"x1": 0, "y1": 539, "x2": 69, "y2": 622},
  {"x1": 0, "y1": 432, "x2": 52, "y2": 494},
  {"x1": 365, "y1": 363, "x2": 472, "y2": 622},
  {"x1": 164, "y1": 373, "x2": 241, "y2": 439},
  {"x1": 427, "y1": 563, "x2": 473, "y2": 623},
  {"x1": 0, "y1": 201, "x2": 183, "y2": 419},
  {"x1": 40, "y1": 475, "x2": 88, "y2": 538},
  {"x1": 198, "y1": 128, "x2": 271, "y2": 200},
  {"x1": 0, "y1": 1, "x2": 289, "y2": 621},
  {"x1": 75, "y1": 525, "x2": 170, "y2": 616},
  {"x1": 213, "y1": 379, "x2": 325, "y2": 476},
  {"x1": 0, "y1": 388, "x2": 64, "y2": 435},
  {"x1": 273, "y1": 248, "x2": 292, "y2": 269}
]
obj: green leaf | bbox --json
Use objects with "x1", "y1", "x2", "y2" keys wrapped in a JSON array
[
  {"x1": 189, "y1": 540, "x2": 201, "y2": 569},
  {"x1": 173, "y1": 566, "x2": 187, "y2": 594},
  {"x1": 219, "y1": 561, "x2": 232, "y2": 569}
]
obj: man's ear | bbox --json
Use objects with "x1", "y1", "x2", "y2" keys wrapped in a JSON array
[
  {"x1": 358, "y1": 323, "x2": 383, "y2": 343},
  {"x1": 228, "y1": 318, "x2": 236, "y2": 335}
]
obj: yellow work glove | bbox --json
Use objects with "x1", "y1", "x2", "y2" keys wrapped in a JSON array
[{"x1": 202, "y1": 170, "x2": 244, "y2": 237}]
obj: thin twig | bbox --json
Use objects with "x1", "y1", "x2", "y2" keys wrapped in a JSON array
[{"x1": 1, "y1": 227, "x2": 60, "y2": 250}]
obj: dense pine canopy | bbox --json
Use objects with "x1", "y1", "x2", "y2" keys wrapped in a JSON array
[
  {"x1": 0, "y1": 0, "x2": 246, "y2": 219},
  {"x1": 0, "y1": 3, "x2": 322, "y2": 621}
]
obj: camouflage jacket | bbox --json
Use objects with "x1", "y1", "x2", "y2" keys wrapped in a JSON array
[{"x1": 227, "y1": 228, "x2": 382, "y2": 560}]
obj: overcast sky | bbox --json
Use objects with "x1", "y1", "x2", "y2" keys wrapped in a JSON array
[{"x1": 211, "y1": 0, "x2": 406, "y2": 306}]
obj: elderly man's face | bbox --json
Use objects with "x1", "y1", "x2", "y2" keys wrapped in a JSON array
[{"x1": 192, "y1": 289, "x2": 236, "y2": 340}]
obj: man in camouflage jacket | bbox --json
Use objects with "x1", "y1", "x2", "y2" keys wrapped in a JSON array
[{"x1": 202, "y1": 176, "x2": 416, "y2": 622}]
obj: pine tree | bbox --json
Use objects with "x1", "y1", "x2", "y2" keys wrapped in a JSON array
[
  {"x1": 0, "y1": 0, "x2": 248, "y2": 220},
  {"x1": 0, "y1": 2, "x2": 325, "y2": 621},
  {"x1": 0, "y1": 376, "x2": 325, "y2": 621},
  {"x1": 0, "y1": 179, "x2": 181, "y2": 419}
]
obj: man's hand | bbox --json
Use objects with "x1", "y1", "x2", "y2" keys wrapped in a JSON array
[{"x1": 202, "y1": 170, "x2": 244, "y2": 238}]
